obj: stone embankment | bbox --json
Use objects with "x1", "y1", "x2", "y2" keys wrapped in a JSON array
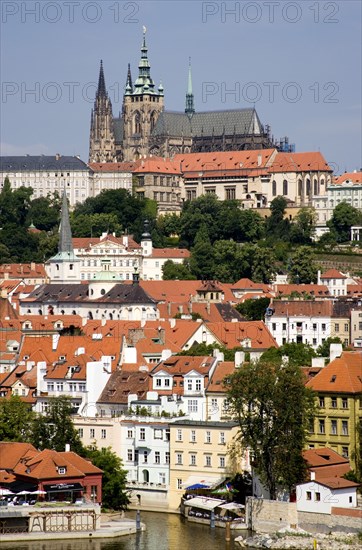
[{"x1": 236, "y1": 528, "x2": 362, "y2": 549}]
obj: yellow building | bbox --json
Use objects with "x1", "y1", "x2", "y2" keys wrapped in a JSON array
[
  {"x1": 306, "y1": 351, "x2": 362, "y2": 470},
  {"x1": 168, "y1": 420, "x2": 241, "y2": 510}
]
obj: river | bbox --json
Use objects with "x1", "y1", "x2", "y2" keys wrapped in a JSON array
[{"x1": 0, "y1": 511, "x2": 249, "y2": 550}]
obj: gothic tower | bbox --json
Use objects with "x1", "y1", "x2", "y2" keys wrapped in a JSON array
[
  {"x1": 45, "y1": 189, "x2": 81, "y2": 284},
  {"x1": 185, "y1": 57, "x2": 195, "y2": 117},
  {"x1": 121, "y1": 28, "x2": 164, "y2": 161},
  {"x1": 89, "y1": 60, "x2": 116, "y2": 163}
]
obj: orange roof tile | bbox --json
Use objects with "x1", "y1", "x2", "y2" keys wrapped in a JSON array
[
  {"x1": 0, "y1": 442, "x2": 37, "y2": 470},
  {"x1": 151, "y1": 248, "x2": 190, "y2": 259},
  {"x1": 306, "y1": 351, "x2": 362, "y2": 394},
  {"x1": 133, "y1": 157, "x2": 182, "y2": 174},
  {"x1": 334, "y1": 171, "x2": 362, "y2": 184},
  {"x1": 208, "y1": 321, "x2": 278, "y2": 350},
  {"x1": 320, "y1": 269, "x2": 346, "y2": 279},
  {"x1": 207, "y1": 361, "x2": 235, "y2": 393},
  {"x1": 271, "y1": 301, "x2": 333, "y2": 317},
  {"x1": 89, "y1": 161, "x2": 138, "y2": 172},
  {"x1": 269, "y1": 151, "x2": 332, "y2": 173}
]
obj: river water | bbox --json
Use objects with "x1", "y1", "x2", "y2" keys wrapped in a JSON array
[{"x1": 0, "y1": 511, "x2": 250, "y2": 550}]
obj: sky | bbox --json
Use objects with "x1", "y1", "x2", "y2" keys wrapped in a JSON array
[{"x1": 1, "y1": 0, "x2": 361, "y2": 173}]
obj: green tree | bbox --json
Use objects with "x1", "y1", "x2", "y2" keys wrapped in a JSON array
[
  {"x1": 290, "y1": 208, "x2": 317, "y2": 244},
  {"x1": 212, "y1": 240, "x2": 244, "y2": 283},
  {"x1": 261, "y1": 342, "x2": 316, "y2": 367},
  {"x1": 236, "y1": 297, "x2": 271, "y2": 321},
  {"x1": 180, "y1": 194, "x2": 222, "y2": 246},
  {"x1": 265, "y1": 196, "x2": 291, "y2": 241},
  {"x1": 162, "y1": 259, "x2": 196, "y2": 280},
  {"x1": 86, "y1": 447, "x2": 130, "y2": 510},
  {"x1": 251, "y1": 246, "x2": 277, "y2": 283},
  {"x1": 189, "y1": 224, "x2": 215, "y2": 279},
  {"x1": 26, "y1": 194, "x2": 61, "y2": 232},
  {"x1": 31, "y1": 396, "x2": 85, "y2": 455},
  {"x1": 328, "y1": 202, "x2": 362, "y2": 243},
  {"x1": 0, "y1": 395, "x2": 36, "y2": 442},
  {"x1": 289, "y1": 246, "x2": 318, "y2": 283},
  {"x1": 225, "y1": 360, "x2": 317, "y2": 499},
  {"x1": 0, "y1": 223, "x2": 41, "y2": 263},
  {"x1": 71, "y1": 213, "x2": 122, "y2": 238},
  {"x1": 316, "y1": 336, "x2": 344, "y2": 358}
]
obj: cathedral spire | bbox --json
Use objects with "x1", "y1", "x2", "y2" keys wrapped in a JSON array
[
  {"x1": 58, "y1": 189, "x2": 74, "y2": 255},
  {"x1": 125, "y1": 63, "x2": 133, "y2": 95},
  {"x1": 97, "y1": 60, "x2": 107, "y2": 96},
  {"x1": 133, "y1": 26, "x2": 157, "y2": 94},
  {"x1": 185, "y1": 57, "x2": 195, "y2": 117}
]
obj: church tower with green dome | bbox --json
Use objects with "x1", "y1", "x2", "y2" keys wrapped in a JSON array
[{"x1": 121, "y1": 27, "x2": 164, "y2": 161}]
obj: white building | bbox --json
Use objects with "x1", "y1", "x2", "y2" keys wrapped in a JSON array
[
  {"x1": 265, "y1": 301, "x2": 333, "y2": 349},
  {"x1": 0, "y1": 155, "x2": 91, "y2": 207},
  {"x1": 296, "y1": 476, "x2": 359, "y2": 514}
]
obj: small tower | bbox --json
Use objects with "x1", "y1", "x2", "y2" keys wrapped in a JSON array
[
  {"x1": 46, "y1": 190, "x2": 80, "y2": 284},
  {"x1": 122, "y1": 27, "x2": 164, "y2": 161},
  {"x1": 185, "y1": 57, "x2": 195, "y2": 117},
  {"x1": 89, "y1": 60, "x2": 116, "y2": 163},
  {"x1": 141, "y1": 219, "x2": 153, "y2": 258}
]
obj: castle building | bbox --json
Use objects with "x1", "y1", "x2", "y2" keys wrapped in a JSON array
[{"x1": 89, "y1": 29, "x2": 280, "y2": 163}]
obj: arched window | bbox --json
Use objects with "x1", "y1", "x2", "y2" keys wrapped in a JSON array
[
  {"x1": 272, "y1": 180, "x2": 277, "y2": 196},
  {"x1": 313, "y1": 178, "x2": 318, "y2": 195},
  {"x1": 283, "y1": 179, "x2": 288, "y2": 196},
  {"x1": 298, "y1": 179, "x2": 303, "y2": 196},
  {"x1": 133, "y1": 111, "x2": 141, "y2": 134},
  {"x1": 150, "y1": 111, "x2": 156, "y2": 132},
  {"x1": 306, "y1": 178, "x2": 311, "y2": 196}
]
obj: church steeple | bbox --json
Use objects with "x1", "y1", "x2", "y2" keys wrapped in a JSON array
[
  {"x1": 89, "y1": 60, "x2": 116, "y2": 163},
  {"x1": 125, "y1": 63, "x2": 133, "y2": 95},
  {"x1": 58, "y1": 189, "x2": 73, "y2": 255},
  {"x1": 185, "y1": 57, "x2": 195, "y2": 116},
  {"x1": 133, "y1": 26, "x2": 157, "y2": 95},
  {"x1": 97, "y1": 60, "x2": 106, "y2": 96}
]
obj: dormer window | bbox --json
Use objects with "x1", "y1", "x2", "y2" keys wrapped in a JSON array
[{"x1": 58, "y1": 467, "x2": 66, "y2": 475}]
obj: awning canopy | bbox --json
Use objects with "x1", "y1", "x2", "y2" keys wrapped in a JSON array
[
  {"x1": 184, "y1": 497, "x2": 226, "y2": 511},
  {"x1": 44, "y1": 482, "x2": 83, "y2": 493},
  {"x1": 183, "y1": 476, "x2": 225, "y2": 489},
  {"x1": 219, "y1": 502, "x2": 245, "y2": 510}
]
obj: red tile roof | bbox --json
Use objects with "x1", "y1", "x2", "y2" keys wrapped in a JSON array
[
  {"x1": 133, "y1": 157, "x2": 182, "y2": 174},
  {"x1": 271, "y1": 301, "x2": 333, "y2": 317},
  {"x1": 334, "y1": 171, "x2": 362, "y2": 184},
  {"x1": 320, "y1": 269, "x2": 346, "y2": 280},
  {"x1": 150, "y1": 248, "x2": 190, "y2": 259},
  {"x1": 0, "y1": 264, "x2": 47, "y2": 279},
  {"x1": 72, "y1": 234, "x2": 141, "y2": 250},
  {"x1": 269, "y1": 151, "x2": 332, "y2": 173},
  {"x1": 306, "y1": 351, "x2": 362, "y2": 393},
  {"x1": 207, "y1": 361, "x2": 235, "y2": 392},
  {"x1": 208, "y1": 321, "x2": 278, "y2": 350},
  {"x1": 0, "y1": 442, "x2": 37, "y2": 470},
  {"x1": 89, "y1": 161, "x2": 138, "y2": 172}
]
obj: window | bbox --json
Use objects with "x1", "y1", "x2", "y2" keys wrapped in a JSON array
[
  {"x1": 315, "y1": 492, "x2": 321, "y2": 502},
  {"x1": 319, "y1": 420, "x2": 325, "y2": 434},
  {"x1": 195, "y1": 379, "x2": 201, "y2": 391},
  {"x1": 331, "y1": 397, "x2": 337, "y2": 408},
  {"x1": 211, "y1": 398, "x2": 217, "y2": 411},
  {"x1": 127, "y1": 429, "x2": 133, "y2": 438},
  {"x1": 219, "y1": 432, "x2": 225, "y2": 444},
  {"x1": 190, "y1": 430, "x2": 196, "y2": 443},
  {"x1": 58, "y1": 467, "x2": 66, "y2": 475},
  {"x1": 176, "y1": 453, "x2": 183, "y2": 465},
  {"x1": 225, "y1": 187, "x2": 236, "y2": 200},
  {"x1": 321, "y1": 324, "x2": 326, "y2": 331},
  {"x1": 344, "y1": 323, "x2": 349, "y2": 332},
  {"x1": 342, "y1": 398, "x2": 348, "y2": 409},
  {"x1": 219, "y1": 456, "x2": 226, "y2": 468},
  {"x1": 190, "y1": 454, "x2": 196, "y2": 466},
  {"x1": 78, "y1": 428, "x2": 83, "y2": 438},
  {"x1": 140, "y1": 428, "x2": 145, "y2": 440},
  {"x1": 155, "y1": 451, "x2": 160, "y2": 464},
  {"x1": 177, "y1": 429, "x2": 182, "y2": 441},
  {"x1": 159, "y1": 473, "x2": 166, "y2": 485},
  {"x1": 205, "y1": 455, "x2": 211, "y2": 467},
  {"x1": 143, "y1": 451, "x2": 148, "y2": 464},
  {"x1": 342, "y1": 421, "x2": 348, "y2": 435},
  {"x1": 188, "y1": 400, "x2": 198, "y2": 413},
  {"x1": 331, "y1": 420, "x2": 337, "y2": 435},
  {"x1": 56, "y1": 383, "x2": 63, "y2": 392},
  {"x1": 177, "y1": 479, "x2": 183, "y2": 490},
  {"x1": 165, "y1": 451, "x2": 170, "y2": 464},
  {"x1": 283, "y1": 179, "x2": 288, "y2": 195},
  {"x1": 319, "y1": 397, "x2": 325, "y2": 408},
  {"x1": 272, "y1": 180, "x2": 277, "y2": 196},
  {"x1": 154, "y1": 429, "x2": 163, "y2": 440},
  {"x1": 187, "y1": 380, "x2": 193, "y2": 391},
  {"x1": 47, "y1": 383, "x2": 54, "y2": 392},
  {"x1": 334, "y1": 323, "x2": 339, "y2": 332},
  {"x1": 127, "y1": 449, "x2": 133, "y2": 461},
  {"x1": 205, "y1": 431, "x2": 211, "y2": 443},
  {"x1": 306, "y1": 491, "x2": 312, "y2": 501},
  {"x1": 90, "y1": 428, "x2": 95, "y2": 438},
  {"x1": 101, "y1": 429, "x2": 106, "y2": 439},
  {"x1": 309, "y1": 420, "x2": 314, "y2": 434},
  {"x1": 156, "y1": 378, "x2": 161, "y2": 387},
  {"x1": 342, "y1": 446, "x2": 349, "y2": 458}
]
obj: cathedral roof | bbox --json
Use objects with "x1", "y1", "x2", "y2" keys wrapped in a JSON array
[
  {"x1": 0, "y1": 156, "x2": 89, "y2": 172},
  {"x1": 151, "y1": 109, "x2": 263, "y2": 138}
]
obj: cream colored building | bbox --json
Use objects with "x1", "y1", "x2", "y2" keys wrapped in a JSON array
[{"x1": 168, "y1": 419, "x2": 241, "y2": 510}]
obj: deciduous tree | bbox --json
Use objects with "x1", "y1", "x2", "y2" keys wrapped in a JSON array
[
  {"x1": 86, "y1": 447, "x2": 130, "y2": 510},
  {"x1": 0, "y1": 396, "x2": 35, "y2": 442},
  {"x1": 225, "y1": 360, "x2": 317, "y2": 499}
]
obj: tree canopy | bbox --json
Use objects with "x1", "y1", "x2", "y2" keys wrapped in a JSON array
[
  {"x1": 0, "y1": 396, "x2": 36, "y2": 442},
  {"x1": 225, "y1": 360, "x2": 317, "y2": 499},
  {"x1": 86, "y1": 447, "x2": 130, "y2": 510}
]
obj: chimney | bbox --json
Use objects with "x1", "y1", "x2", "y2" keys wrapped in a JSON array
[
  {"x1": 52, "y1": 333, "x2": 60, "y2": 351},
  {"x1": 65, "y1": 443, "x2": 70, "y2": 452},
  {"x1": 55, "y1": 153, "x2": 61, "y2": 161},
  {"x1": 257, "y1": 153, "x2": 262, "y2": 167},
  {"x1": 329, "y1": 343, "x2": 343, "y2": 363},
  {"x1": 234, "y1": 351, "x2": 245, "y2": 368},
  {"x1": 310, "y1": 471, "x2": 315, "y2": 481}
]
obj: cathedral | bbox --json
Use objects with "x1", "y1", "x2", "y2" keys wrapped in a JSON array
[{"x1": 89, "y1": 29, "x2": 276, "y2": 163}]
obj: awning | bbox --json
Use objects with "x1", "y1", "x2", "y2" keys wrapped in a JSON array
[
  {"x1": 219, "y1": 502, "x2": 245, "y2": 510},
  {"x1": 44, "y1": 483, "x2": 83, "y2": 493},
  {"x1": 183, "y1": 476, "x2": 226, "y2": 489},
  {"x1": 184, "y1": 497, "x2": 226, "y2": 511}
]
